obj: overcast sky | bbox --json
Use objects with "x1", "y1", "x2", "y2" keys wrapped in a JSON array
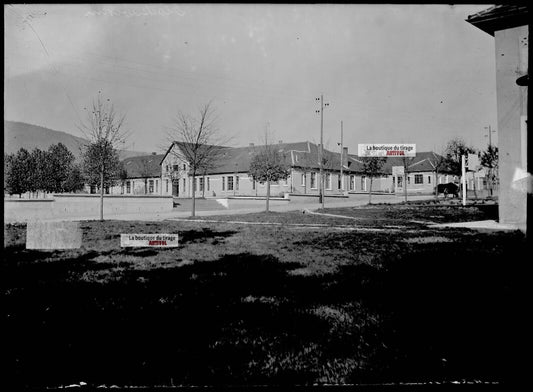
[{"x1": 5, "y1": 3, "x2": 498, "y2": 155}]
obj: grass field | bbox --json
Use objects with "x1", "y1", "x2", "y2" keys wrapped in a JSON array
[{"x1": 2, "y1": 204, "x2": 528, "y2": 388}]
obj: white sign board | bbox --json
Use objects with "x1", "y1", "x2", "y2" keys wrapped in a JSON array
[
  {"x1": 121, "y1": 234, "x2": 179, "y2": 247},
  {"x1": 358, "y1": 144, "x2": 416, "y2": 157}
]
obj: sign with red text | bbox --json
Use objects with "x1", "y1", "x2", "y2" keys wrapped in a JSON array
[
  {"x1": 358, "y1": 144, "x2": 416, "y2": 157},
  {"x1": 121, "y1": 234, "x2": 179, "y2": 247}
]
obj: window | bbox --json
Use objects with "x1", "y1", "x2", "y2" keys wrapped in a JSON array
[
  {"x1": 149, "y1": 180, "x2": 154, "y2": 193},
  {"x1": 310, "y1": 172, "x2": 317, "y2": 189},
  {"x1": 207, "y1": 177, "x2": 210, "y2": 191},
  {"x1": 222, "y1": 176, "x2": 225, "y2": 191},
  {"x1": 415, "y1": 174, "x2": 423, "y2": 184},
  {"x1": 407, "y1": 176, "x2": 411, "y2": 185},
  {"x1": 427, "y1": 176, "x2": 431, "y2": 184},
  {"x1": 349, "y1": 175, "x2": 355, "y2": 191},
  {"x1": 326, "y1": 173, "x2": 332, "y2": 190},
  {"x1": 126, "y1": 181, "x2": 131, "y2": 194},
  {"x1": 338, "y1": 175, "x2": 342, "y2": 189},
  {"x1": 301, "y1": 173, "x2": 306, "y2": 187},
  {"x1": 227, "y1": 176, "x2": 234, "y2": 191},
  {"x1": 236, "y1": 176, "x2": 239, "y2": 190},
  {"x1": 183, "y1": 178, "x2": 186, "y2": 192},
  {"x1": 172, "y1": 164, "x2": 179, "y2": 171},
  {"x1": 199, "y1": 177, "x2": 204, "y2": 192},
  {"x1": 397, "y1": 176, "x2": 403, "y2": 187},
  {"x1": 156, "y1": 180, "x2": 159, "y2": 193},
  {"x1": 252, "y1": 179, "x2": 256, "y2": 190},
  {"x1": 165, "y1": 179, "x2": 169, "y2": 193},
  {"x1": 361, "y1": 176, "x2": 366, "y2": 191},
  {"x1": 183, "y1": 164, "x2": 186, "y2": 171}
]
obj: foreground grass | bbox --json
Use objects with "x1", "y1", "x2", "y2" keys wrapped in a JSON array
[{"x1": 2, "y1": 204, "x2": 527, "y2": 388}]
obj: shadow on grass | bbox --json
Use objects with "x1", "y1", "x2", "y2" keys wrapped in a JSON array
[{"x1": 2, "y1": 230, "x2": 528, "y2": 388}]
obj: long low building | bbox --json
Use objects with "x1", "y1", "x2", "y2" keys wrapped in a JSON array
[
  {"x1": 96, "y1": 140, "x2": 479, "y2": 198},
  {"x1": 155, "y1": 141, "x2": 460, "y2": 198}
]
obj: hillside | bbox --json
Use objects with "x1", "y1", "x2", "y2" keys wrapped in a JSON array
[{"x1": 4, "y1": 121, "x2": 150, "y2": 161}]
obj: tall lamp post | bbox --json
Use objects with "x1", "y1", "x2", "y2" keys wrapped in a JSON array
[
  {"x1": 337, "y1": 120, "x2": 344, "y2": 192},
  {"x1": 315, "y1": 94, "x2": 330, "y2": 209}
]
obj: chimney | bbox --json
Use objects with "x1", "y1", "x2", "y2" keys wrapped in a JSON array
[{"x1": 343, "y1": 147, "x2": 348, "y2": 167}]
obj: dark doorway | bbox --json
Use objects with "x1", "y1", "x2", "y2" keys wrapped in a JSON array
[{"x1": 172, "y1": 180, "x2": 179, "y2": 197}]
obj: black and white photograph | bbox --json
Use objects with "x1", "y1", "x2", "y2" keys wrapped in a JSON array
[{"x1": 3, "y1": 3, "x2": 529, "y2": 390}]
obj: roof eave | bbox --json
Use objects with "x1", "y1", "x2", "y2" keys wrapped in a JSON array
[{"x1": 466, "y1": 6, "x2": 529, "y2": 36}]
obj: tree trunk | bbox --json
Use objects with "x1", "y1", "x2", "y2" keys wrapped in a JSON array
[
  {"x1": 266, "y1": 179, "x2": 270, "y2": 212},
  {"x1": 403, "y1": 172, "x2": 408, "y2": 203},
  {"x1": 191, "y1": 174, "x2": 196, "y2": 217},
  {"x1": 434, "y1": 170, "x2": 439, "y2": 201},
  {"x1": 100, "y1": 166, "x2": 104, "y2": 221},
  {"x1": 472, "y1": 171, "x2": 478, "y2": 200},
  {"x1": 321, "y1": 174, "x2": 325, "y2": 209},
  {"x1": 368, "y1": 177, "x2": 373, "y2": 204}
]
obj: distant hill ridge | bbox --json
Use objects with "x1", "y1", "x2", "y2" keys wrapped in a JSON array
[{"x1": 4, "y1": 120, "x2": 150, "y2": 161}]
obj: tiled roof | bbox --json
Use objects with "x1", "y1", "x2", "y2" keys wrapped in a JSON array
[
  {"x1": 467, "y1": 5, "x2": 528, "y2": 36},
  {"x1": 122, "y1": 154, "x2": 165, "y2": 178},
  {"x1": 347, "y1": 151, "x2": 452, "y2": 174},
  {"x1": 204, "y1": 143, "x2": 303, "y2": 174},
  {"x1": 161, "y1": 140, "x2": 451, "y2": 177}
]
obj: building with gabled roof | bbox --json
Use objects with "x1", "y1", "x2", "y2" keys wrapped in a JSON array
[
  {"x1": 158, "y1": 140, "x2": 457, "y2": 198},
  {"x1": 94, "y1": 153, "x2": 166, "y2": 195},
  {"x1": 95, "y1": 140, "x2": 473, "y2": 198}
]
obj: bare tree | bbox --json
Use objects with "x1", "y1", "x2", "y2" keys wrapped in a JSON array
[
  {"x1": 480, "y1": 145, "x2": 498, "y2": 197},
  {"x1": 166, "y1": 102, "x2": 229, "y2": 217},
  {"x1": 78, "y1": 93, "x2": 128, "y2": 221},
  {"x1": 361, "y1": 156, "x2": 386, "y2": 204},
  {"x1": 401, "y1": 156, "x2": 416, "y2": 202},
  {"x1": 248, "y1": 131, "x2": 290, "y2": 212},
  {"x1": 430, "y1": 151, "x2": 448, "y2": 200}
]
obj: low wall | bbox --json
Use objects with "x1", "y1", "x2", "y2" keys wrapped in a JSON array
[
  {"x1": 225, "y1": 196, "x2": 289, "y2": 209},
  {"x1": 4, "y1": 195, "x2": 174, "y2": 222},
  {"x1": 288, "y1": 193, "x2": 349, "y2": 204}
]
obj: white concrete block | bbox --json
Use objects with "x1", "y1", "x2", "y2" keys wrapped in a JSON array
[{"x1": 26, "y1": 221, "x2": 82, "y2": 250}]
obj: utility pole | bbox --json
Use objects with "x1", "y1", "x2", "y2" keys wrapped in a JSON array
[
  {"x1": 484, "y1": 125, "x2": 495, "y2": 147},
  {"x1": 339, "y1": 120, "x2": 344, "y2": 192},
  {"x1": 462, "y1": 154, "x2": 467, "y2": 206},
  {"x1": 315, "y1": 94, "x2": 329, "y2": 209}
]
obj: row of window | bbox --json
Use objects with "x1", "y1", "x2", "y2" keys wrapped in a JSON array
[
  {"x1": 162, "y1": 172, "x2": 439, "y2": 194},
  {"x1": 304, "y1": 173, "x2": 364, "y2": 191},
  {"x1": 395, "y1": 174, "x2": 432, "y2": 187},
  {"x1": 166, "y1": 164, "x2": 187, "y2": 173},
  {"x1": 124, "y1": 179, "x2": 159, "y2": 194}
]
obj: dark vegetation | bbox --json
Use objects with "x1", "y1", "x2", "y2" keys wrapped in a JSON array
[{"x1": 2, "y1": 204, "x2": 527, "y2": 388}]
